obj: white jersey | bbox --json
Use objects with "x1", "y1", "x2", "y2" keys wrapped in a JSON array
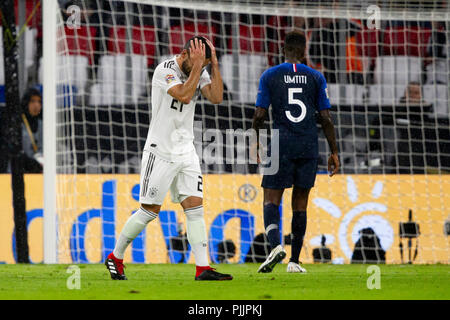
[{"x1": 144, "y1": 56, "x2": 211, "y2": 162}]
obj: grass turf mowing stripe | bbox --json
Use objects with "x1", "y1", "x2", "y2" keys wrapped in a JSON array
[{"x1": 0, "y1": 264, "x2": 448, "y2": 300}]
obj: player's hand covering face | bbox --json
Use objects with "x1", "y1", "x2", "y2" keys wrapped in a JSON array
[
  {"x1": 189, "y1": 38, "x2": 205, "y2": 65},
  {"x1": 181, "y1": 38, "x2": 210, "y2": 76},
  {"x1": 205, "y1": 38, "x2": 218, "y2": 66}
]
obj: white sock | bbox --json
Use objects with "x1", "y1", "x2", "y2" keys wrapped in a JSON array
[
  {"x1": 113, "y1": 206, "x2": 157, "y2": 259},
  {"x1": 185, "y1": 205, "x2": 209, "y2": 266}
]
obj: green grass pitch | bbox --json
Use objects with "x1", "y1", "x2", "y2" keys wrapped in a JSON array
[{"x1": 0, "y1": 263, "x2": 448, "y2": 300}]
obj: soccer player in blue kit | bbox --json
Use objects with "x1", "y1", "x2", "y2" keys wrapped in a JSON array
[{"x1": 252, "y1": 31, "x2": 339, "y2": 273}]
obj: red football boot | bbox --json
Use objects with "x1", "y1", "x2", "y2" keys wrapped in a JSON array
[{"x1": 105, "y1": 252, "x2": 127, "y2": 280}]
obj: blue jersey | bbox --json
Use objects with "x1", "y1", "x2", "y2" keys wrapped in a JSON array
[{"x1": 256, "y1": 62, "x2": 331, "y2": 159}]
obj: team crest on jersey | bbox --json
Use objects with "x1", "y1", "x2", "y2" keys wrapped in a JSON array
[
  {"x1": 149, "y1": 187, "x2": 158, "y2": 198},
  {"x1": 165, "y1": 74, "x2": 176, "y2": 84}
]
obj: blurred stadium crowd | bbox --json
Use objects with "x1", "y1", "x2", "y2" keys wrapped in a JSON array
[{"x1": 0, "y1": 0, "x2": 448, "y2": 174}]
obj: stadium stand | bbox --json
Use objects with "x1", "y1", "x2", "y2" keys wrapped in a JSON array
[
  {"x1": 0, "y1": 28, "x2": 4, "y2": 104},
  {"x1": 381, "y1": 25, "x2": 432, "y2": 57},
  {"x1": 374, "y1": 56, "x2": 422, "y2": 86},
  {"x1": 107, "y1": 25, "x2": 157, "y2": 67},
  {"x1": 90, "y1": 54, "x2": 148, "y2": 105},
  {"x1": 227, "y1": 24, "x2": 266, "y2": 54},
  {"x1": 2, "y1": 2, "x2": 447, "y2": 176},
  {"x1": 39, "y1": 55, "x2": 89, "y2": 95},
  {"x1": 220, "y1": 54, "x2": 266, "y2": 104},
  {"x1": 169, "y1": 22, "x2": 217, "y2": 55},
  {"x1": 62, "y1": 26, "x2": 97, "y2": 65},
  {"x1": 0, "y1": 26, "x2": 38, "y2": 103}
]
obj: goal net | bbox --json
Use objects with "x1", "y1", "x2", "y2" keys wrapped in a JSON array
[{"x1": 45, "y1": 0, "x2": 450, "y2": 264}]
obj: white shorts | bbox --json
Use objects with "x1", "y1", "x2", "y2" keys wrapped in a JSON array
[{"x1": 139, "y1": 150, "x2": 203, "y2": 205}]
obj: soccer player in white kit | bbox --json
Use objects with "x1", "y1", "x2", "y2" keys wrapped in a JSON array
[{"x1": 105, "y1": 37, "x2": 233, "y2": 281}]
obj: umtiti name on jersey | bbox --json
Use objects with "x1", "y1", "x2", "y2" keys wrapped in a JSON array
[{"x1": 284, "y1": 75, "x2": 307, "y2": 84}]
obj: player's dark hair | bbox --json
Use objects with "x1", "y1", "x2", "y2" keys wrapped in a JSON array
[
  {"x1": 184, "y1": 36, "x2": 212, "y2": 59},
  {"x1": 284, "y1": 31, "x2": 306, "y2": 61}
]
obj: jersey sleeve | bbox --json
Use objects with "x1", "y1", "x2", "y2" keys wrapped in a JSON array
[
  {"x1": 199, "y1": 70, "x2": 212, "y2": 89},
  {"x1": 153, "y1": 65, "x2": 183, "y2": 92},
  {"x1": 316, "y1": 72, "x2": 331, "y2": 111},
  {"x1": 255, "y1": 70, "x2": 271, "y2": 109}
]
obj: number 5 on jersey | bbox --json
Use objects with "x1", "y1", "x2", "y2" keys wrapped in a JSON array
[{"x1": 286, "y1": 88, "x2": 307, "y2": 123}]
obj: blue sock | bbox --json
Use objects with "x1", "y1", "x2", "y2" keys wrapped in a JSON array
[
  {"x1": 290, "y1": 211, "x2": 307, "y2": 264},
  {"x1": 264, "y1": 203, "x2": 280, "y2": 249}
]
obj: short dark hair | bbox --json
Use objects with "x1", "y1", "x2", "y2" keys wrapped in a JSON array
[
  {"x1": 284, "y1": 31, "x2": 306, "y2": 57},
  {"x1": 183, "y1": 36, "x2": 212, "y2": 59}
]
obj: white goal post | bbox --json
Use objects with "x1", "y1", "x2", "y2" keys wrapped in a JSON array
[{"x1": 43, "y1": 0, "x2": 58, "y2": 264}]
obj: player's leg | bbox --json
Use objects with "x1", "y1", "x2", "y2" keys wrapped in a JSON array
[
  {"x1": 105, "y1": 152, "x2": 176, "y2": 280},
  {"x1": 287, "y1": 158, "x2": 318, "y2": 273},
  {"x1": 180, "y1": 196, "x2": 208, "y2": 269},
  {"x1": 256, "y1": 188, "x2": 287, "y2": 273},
  {"x1": 111, "y1": 203, "x2": 160, "y2": 261},
  {"x1": 172, "y1": 154, "x2": 232, "y2": 280},
  {"x1": 179, "y1": 196, "x2": 231, "y2": 280},
  {"x1": 257, "y1": 157, "x2": 293, "y2": 273},
  {"x1": 263, "y1": 188, "x2": 284, "y2": 249},
  {"x1": 287, "y1": 186, "x2": 310, "y2": 273}
]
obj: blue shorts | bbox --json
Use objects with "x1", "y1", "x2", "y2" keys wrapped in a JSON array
[{"x1": 261, "y1": 157, "x2": 318, "y2": 190}]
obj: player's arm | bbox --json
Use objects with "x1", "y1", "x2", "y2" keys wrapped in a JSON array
[
  {"x1": 252, "y1": 107, "x2": 268, "y2": 142},
  {"x1": 319, "y1": 109, "x2": 339, "y2": 176},
  {"x1": 316, "y1": 73, "x2": 339, "y2": 177},
  {"x1": 251, "y1": 70, "x2": 271, "y2": 163},
  {"x1": 251, "y1": 107, "x2": 268, "y2": 164},
  {"x1": 201, "y1": 39, "x2": 223, "y2": 104},
  {"x1": 168, "y1": 38, "x2": 205, "y2": 104}
]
